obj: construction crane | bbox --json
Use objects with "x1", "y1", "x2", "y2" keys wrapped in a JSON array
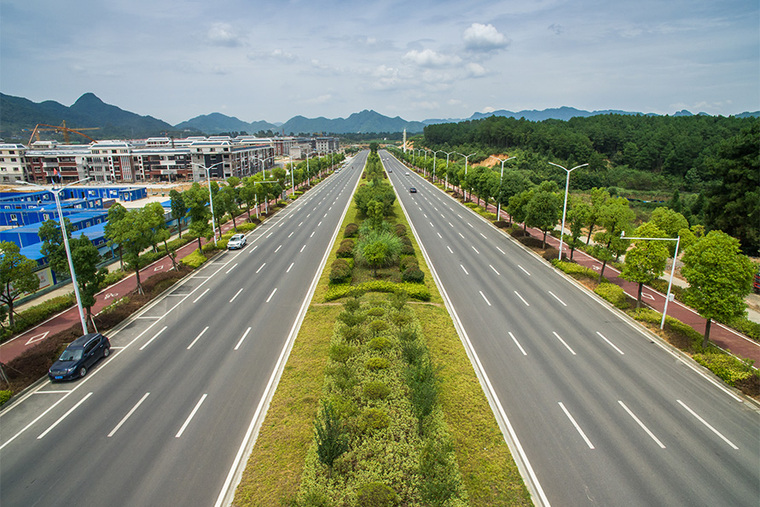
[{"x1": 27, "y1": 121, "x2": 99, "y2": 145}]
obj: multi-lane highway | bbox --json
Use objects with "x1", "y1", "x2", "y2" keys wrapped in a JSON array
[
  {"x1": 381, "y1": 150, "x2": 759, "y2": 507},
  {"x1": 0, "y1": 152, "x2": 366, "y2": 506}
]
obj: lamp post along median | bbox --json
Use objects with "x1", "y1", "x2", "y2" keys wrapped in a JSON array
[{"x1": 549, "y1": 162, "x2": 588, "y2": 261}]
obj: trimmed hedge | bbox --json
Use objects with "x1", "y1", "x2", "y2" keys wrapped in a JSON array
[
  {"x1": 325, "y1": 282, "x2": 431, "y2": 302},
  {"x1": 182, "y1": 249, "x2": 208, "y2": 269},
  {"x1": 337, "y1": 239, "x2": 355, "y2": 258},
  {"x1": 693, "y1": 352, "x2": 757, "y2": 387},
  {"x1": 329, "y1": 259, "x2": 353, "y2": 284},
  {"x1": 594, "y1": 282, "x2": 631, "y2": 310},
  {"x1": 345, "y1": 223, "x2": 359, "y2": 238}
]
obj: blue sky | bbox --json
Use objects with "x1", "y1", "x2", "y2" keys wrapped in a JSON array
[{"x1": 1, "y1": 0, "x2": 757, "y2": 125}]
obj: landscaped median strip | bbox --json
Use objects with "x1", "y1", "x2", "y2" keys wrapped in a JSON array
[{"x1": 232, "y1": 151, "x2": 532, "y2": 506}]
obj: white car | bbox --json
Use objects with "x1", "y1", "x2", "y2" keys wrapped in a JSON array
[{"x1": 227, "y1": 233, "x2": 247, "y2": 250}]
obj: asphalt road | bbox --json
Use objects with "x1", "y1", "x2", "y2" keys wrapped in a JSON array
[
  {"x1": 381, "y1": 150, "x2": 760, "y2": 507},
  {"x1": 0, "y1": 151, "x2": 367, "y2": 506}
]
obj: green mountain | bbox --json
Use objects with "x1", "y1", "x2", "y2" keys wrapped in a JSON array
[
  {"x1": 0, "y1": 92, "x2": 180, "y2": 143},
  {"x1": 174, "y1": 112, "x2": 278, "y2": 135},
  {"x1": 280, "y1": 109, "x2": 426, "y2": 134}
]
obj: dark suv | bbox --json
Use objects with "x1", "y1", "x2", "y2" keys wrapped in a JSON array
[{"x1": 48, "y1": 333, "x2": 111, "y2": 381}]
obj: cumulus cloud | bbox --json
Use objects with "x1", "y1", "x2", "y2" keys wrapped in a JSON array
[
  {"x1": 247, "y1": 48, "x2": 298, "y2": 62},
  {"x1": 463, "y1": 23, "x2": 509, "y2": 51},
  {"x1": 403, "y1": 48, "x2": 461, "y2": 68},
  {"x1": 465, "y1": 62, "x2": 488, "y2": 78},
  {"x1": 207, "y1": 22, "x2": 243, "y2": 47}
]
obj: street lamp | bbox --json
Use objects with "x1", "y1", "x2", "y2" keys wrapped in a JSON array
[
  {"x1": 455, "y1": 152, "x2": 476, "y2": 200},
  {"x1": 621, "y1": 232, "x2": 681, "y2": 329},
  {"x1": 288, "y1": 152, "x2": 295, "y2": 192},
  {"x1": 549, "y1": 161, "x2": 588, "y2": 261},
  {"x1": 496, "y1": 156, "x2": 517, "y2": 220},
  {"x1": 191, "y1": 161, "x2": 224, "y2": 247},
  {"x1": 20, "y1": 178, "x2": 91, "y2": 334},
  {"x1": 432, "y1": 150, "x2": 448, "y2": 183}
]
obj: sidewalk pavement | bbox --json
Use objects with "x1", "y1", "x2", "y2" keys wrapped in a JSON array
[
  {"x1": 0, "y1": 176, "x2": 317, "y2": 365},
  {"x1": 414, "y1": 167, "x2": 760, "y2": 364}
]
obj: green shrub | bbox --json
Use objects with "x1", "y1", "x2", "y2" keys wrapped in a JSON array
[
  {"x1": 368, "y1": 336, "x2": 391, "y2": 351},
  {"x1": 368, "y1": 320, "x2": 390, "y2": 336},
  {"x1": 551, "y1": 259, "x2": 600, "y2": 280},
  {"x1": 389, "y1": 291, "x2": 408, "y2": 310},
  {"x1": 329, "y1": 363, "x2": 358, "y2": 391},
  {"x1": 595, "y1": 282, "x2": 631, "y2": 309},
  {"x1": 337, "y1": 239, "x2": 355, "y2": 258},
  {"x1": 358, "y1": 408, "x2": 390, "y2": 433},
  {"x1": 399, "y1": 256, "x2": 418, "y2": 272},
  {"x1": 325, "y1": 282, "x2": 431, "y2": 302},
  {"x1": 402, "y1": 268, "x2": 425, "y2": 283},
  {"x1": 356, "y1": 482, "x2": 399, "y2": 507},
  {"x1": 406, "y1": 358, "x2": 439, "y2": 435},
  {"x1": 338, "y1": 324, "x2": 364, "y2": 344},
  {"x1": 366, "y1": 356, "x2": 390, "y2": 370},
  {"x1": 329, "y1": 342, "x2": 355, "y2": 363},
  {"x1": 237, "y1": 222, "x2": 256, "y2": 232},
  {"x1": 394, "y1": 223, "x2": 407, "y2": 237},
  {"x1": 182, "y1": 249, "x2": 208, "y2": 269},
  {"x1": 693, "y1": 352, "x2": 756, "y2": 386},
  {"x1": 400, "y1": 243, "x2": 415, "y2": 256},
  {"x1": 363, "y1": 380, "x2": 391, "y2": 400},
  {"x1": 329, "y1": 259, "x2": 353, "y2": 284},
  {"x1": 344, "y1": 223, "x2": 359, "y2": 238},
  {"x1": 338, "y1": 310, "x2": 366, "y2": 327},
  {"x1": 419, "y1": 435, "x2": 462, "y2": 506},
  {"x1": 10, "y1": 294, "x2": 75, "y2": 335},
  {"x1": 100, "y1": 269, "x2": 127, "y2": 289},
  {"x1": 166, "y1": 236, "x2": 192, "y2": 251},
  {"x1": 0, "y1": 390, "x2": 11, "y2": 407},
  {"x1": 314, "y1": 401, "x2": 349, "y2": 469},
  {"x1": 343, "y1": 297, "x2": 361, "y2": 313},
  {"x1": 724, "y1": 316, "x2": 760, "y2": 341},
  {"x1": 366, "y1": 306, "x2": 386, "y2": 317}
]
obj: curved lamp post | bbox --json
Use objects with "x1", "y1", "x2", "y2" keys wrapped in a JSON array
[{"x1": 549, "y1": 161, "x2": 588, "y2": 261}]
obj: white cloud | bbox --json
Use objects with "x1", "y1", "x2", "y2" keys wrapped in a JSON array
[
  {"x1": 207, "y1": 22, "x2": 243, "y2": 47},
  {"x1": 463, "y1": 23, "x2": 509, "y2": 52},
  {"x1": 465, "y1": 62, "x2": 488, "y2": 78},
  {"x1": 403, "y1": 48, "x2": 461, "y2": 68}
]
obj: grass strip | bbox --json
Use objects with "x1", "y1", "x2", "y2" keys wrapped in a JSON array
[{"x1": 233, "y1": 158, "x2": 532, "y2": 505}]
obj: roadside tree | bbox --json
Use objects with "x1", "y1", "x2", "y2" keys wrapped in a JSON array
[
  {"x1": 0, "y1": 242, "x2": 40, "y2": 328},
  {"x1": 681, "y1": 231, "x2": 755, "y2": 347},
  {"x1": 620, "y1": 222, "x2": 669, "y2": 308}
]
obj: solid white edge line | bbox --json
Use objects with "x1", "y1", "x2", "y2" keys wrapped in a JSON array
[
  {"x1": 213, "y1": 153, "x2": 366, "y2": 507},
  {"x1": 386, "y1": 159, "x2": 552, "y2": 507},
  {"x1": 676, "y1": 399, "x2": 739, "y2": 449},
  {"x1": 108, "y1": 392, "x2": 150, "y2": 437},
  {"x1": 618, "y1": 400, "x2": 666, "y2": 448},
  {"x1": 175, "y1": 393, "x2": 208, "y2": 438},
  {"x1": 37, "y1": 392, "x2": 93, "y2": 440},
  {"x1": 558, "y1": 401, "x2": 595, "y2": 449}
]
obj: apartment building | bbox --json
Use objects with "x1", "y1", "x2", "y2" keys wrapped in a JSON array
[{"x1": 0, "y1": 144, "x2": 29, "y2": 183}]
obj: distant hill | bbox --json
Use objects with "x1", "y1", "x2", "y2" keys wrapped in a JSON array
[
  {"x1": 1, "y1": 91, "x2": 757, "y2": 143},
  {"x1": 280, "y1": 110, "x2": 426, "y2": 134},
  {"x1": 0, "y1": 92, "x2": 179, "y2": 142},
  {"x1": 174, "y1": 112, "x2": 278, "y2": 135}
]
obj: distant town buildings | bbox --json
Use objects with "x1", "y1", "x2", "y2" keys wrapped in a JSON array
[{"x1": 0, "y1": 135, "x2": 340, "y2": 184}]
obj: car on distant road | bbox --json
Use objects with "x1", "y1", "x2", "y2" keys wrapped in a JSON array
[
  {"x1": 227, "y1": 233, "x2": 247, "y2": 250},
  {"x1": 409, "y1": 187, "x2": 417, "y2": 193},
  {"x1": 48, "y1": 333, "x2": 111, "y2": 381}
]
